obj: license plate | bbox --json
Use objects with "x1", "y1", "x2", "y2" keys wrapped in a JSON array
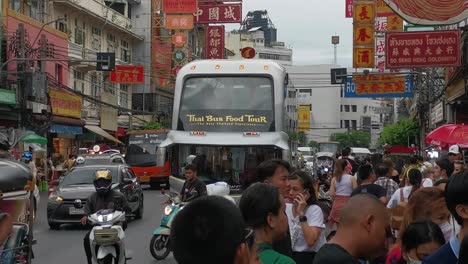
[
  {"x1": 69, "y1": 207, "x2": 85, "y2": 215},
  {"x1": 140, "y1": 176, "x2": 150, "y2": 183}
]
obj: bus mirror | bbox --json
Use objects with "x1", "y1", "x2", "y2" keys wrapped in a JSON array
[{"x1": 156, "y1": 147, "x2": 166, "y2": 167}]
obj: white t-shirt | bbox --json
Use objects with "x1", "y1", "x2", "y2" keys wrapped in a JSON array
[
  {"x1": 422, "y1": 178, "x2": 433, "y2": 187},
  {"x1": 387, "y1": 186, "x2": 413, "y2": 208},
  {"x1": 286, "y1": 203, "x2": 326, "y2": 253}
]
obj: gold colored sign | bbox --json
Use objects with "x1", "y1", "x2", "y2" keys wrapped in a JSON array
[
  {"x1": 354, "y1": 25, "x2": 375, "y2": 46},
  {"x1": 297, "y1": 105, "x2": 311, "y2": 132},
  {"x1": 387, "y1": 15, "x2": 404, "y2": 31},
  {"x1": 354, "y1": 3, "x2": 375, "y2": 24},
  {"x1": 353, "y1": 47, "x2": 375, "y2": 68}
]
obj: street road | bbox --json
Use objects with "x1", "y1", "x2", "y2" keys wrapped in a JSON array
[{"x1": 33, "y1": 188, "x2": 177, "y2": 264}]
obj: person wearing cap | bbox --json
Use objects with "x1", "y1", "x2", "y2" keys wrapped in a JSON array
[{"x1": 449, "y1": 145, "x2": 463, "y2": 164}]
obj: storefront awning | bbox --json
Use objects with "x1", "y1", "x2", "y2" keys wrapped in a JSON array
[{"x1": 84, "y1": 125, "x2": 123, "y2": 145}]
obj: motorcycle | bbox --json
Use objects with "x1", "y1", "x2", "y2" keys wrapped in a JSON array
[
  {"x1": 75, "y1": 200, "x2": 128, "y2": 264},
  {"x1": 149, "y1": 190, "x2": 182, "y2": 260}
]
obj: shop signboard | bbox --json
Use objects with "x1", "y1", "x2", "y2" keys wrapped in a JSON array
[
  {"x1": 165, "y1": 15, "x2": 194, "y2": 30},
  {"x1": 241, "y1": 47, "x2": 256, "y2": 59},
  {"x1": 110, "y1": 65, "x2": 144, "y2": 84},
  {"x1": 173, "y1": 49, "x2": 186, "y2": 63},
  {"x1": 376, "y1": 0, "x2": 393, "y2": 17},
  {"x1": 353, "y1": 47, "x2": 375, "y2": 68},
  {"x1": 195, "y1": 4, "x2": 242, "y2": 23},
  {"x1": 387, "y1": 15, "x2": 403, "y2": 31},
  {"x1": 354, "y1": 3, "x2": 375, "y2": 24},
  {"x1": 354, "y1": 25, "x2": 375, "y2": 46},
  {"x1": 297, "y1": 105, "x2": 311, "y2": 132},
  {"x1": 172, "y1": 32, "x2": 187, "y2": 47},
  {"x1": 100, "y1": 92, "x2": 118, "y2": 132},
  {"x1": 353, "y1": 1, "x2": 375, "y2": 68},
  {"x1": 386, "y1": 30, "x2": 461, "y2": 69},
  {"x1": 206, "y1": 25, "x2": 225, "y2": 59},
  {"x1": 431, "y1": 102, "x2": 444, "y2": 125},
  {"x1": 152, "y1": 40, "x2": 172, "y2": 89},
  {"x1": 344, "y1": 75, "x2": 414, "y2": 98},
  {"x1": 49, "y1": 88, "x2": 82, "y2": 119},
  {"x1": 0, "y1": 88, "x2": 16, "y2": 105},
  {"x1": 162, "y1": 0, "x2": 197, "y2": 13}
]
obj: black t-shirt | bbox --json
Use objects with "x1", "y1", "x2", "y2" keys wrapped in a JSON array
[
  {"x1": 351, "y1": 184, "x2": 386, "y2": 199},
  {"x1": 180, "y1": 178, "x2": 207, "y2": 202},
  {"x1": 313, "y1": 244, "x2": 360, "y2": 264}
]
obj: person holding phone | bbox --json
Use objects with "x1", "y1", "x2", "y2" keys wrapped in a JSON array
[{"x1": 286, "y1": 170, "x2": 326, "y2": 264}]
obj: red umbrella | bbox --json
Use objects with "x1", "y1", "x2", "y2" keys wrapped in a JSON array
[{"x1": 425, "y1": 124, "x2": 468, "y2": 148}]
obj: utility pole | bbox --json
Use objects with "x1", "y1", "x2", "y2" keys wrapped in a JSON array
[
  {"x1": 17, "y1": 23, "x2": 26, "y2": 128},
  {"x1": 39, "y1": 34, "x2": 47, "y2": 72}
]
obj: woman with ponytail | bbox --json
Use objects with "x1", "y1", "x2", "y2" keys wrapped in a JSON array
[{"x1": 328, "y1": 159, "x2": 357, "y2": 227}]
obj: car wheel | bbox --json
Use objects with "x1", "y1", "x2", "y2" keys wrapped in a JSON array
[
  {"x1": 49, "y1": 222, "x2": 60, "y2": 230},
  {"x1": 135, "y1": 199, "x2": 144, "y2": 219}
]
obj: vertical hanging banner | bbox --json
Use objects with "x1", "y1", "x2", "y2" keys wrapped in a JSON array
[
  {"x1": 353, "y1": 1, "x2": 376, "y2": 68},
  {"x1": 346, "y1": 0, "x2": 354, "y2": 18},
  {"x1": 206, "y1": 25, "x2": 225, "y2": 59},
  {"x1": 297, "y1": 105, "x2": 311, "y2": 132}
]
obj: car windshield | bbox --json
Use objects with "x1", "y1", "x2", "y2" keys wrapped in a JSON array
[
  {"x1": 62, "y1": 167, "x2": 119, "y2": 186},
  {"x1": 79, "y1": 156, "x2": 125, "y2": 166}
]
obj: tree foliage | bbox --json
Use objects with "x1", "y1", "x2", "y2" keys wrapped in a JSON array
[
  {"x1": 141, "y1": 122, "x2": 164, "y2": 130},
  {"x1": 330, "y1": 130, "x2": 371, "y2": 148},
  {"x1": 377, "y1": 119, "x2": 419, "y2": 147},
  {"x1": 308, "y1": 140, "x2": 319, "y2": 148}
]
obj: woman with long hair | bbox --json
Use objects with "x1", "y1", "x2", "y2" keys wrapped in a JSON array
[
  {"x1": 387, "y1": 168, "x2": 423, "y2": 209},
  {"x1": 386, "y1": 187, "x2": 451, "y2": 264},
  {"x1": 286, "y1": 170, "x2": 326, "y2": 263},
  {"x1": 383, "y1": 158, "x2": 401, "y2": 184},
  {"x1": 328, "y1": 159, "x2": 357, "y2": 227}
]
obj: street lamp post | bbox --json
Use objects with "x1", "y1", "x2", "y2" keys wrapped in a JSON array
[{"x1": 31, "y1": 18, "x2": 66, "y2": 48}]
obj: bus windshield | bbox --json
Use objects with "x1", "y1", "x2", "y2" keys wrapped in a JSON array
[
  {"x1": 173, "y1": 144, "x2": 282, "y2": 188},
  {"x1": 178, "y1": 76, "x2": 275, "y2": 132},
  {"x1": 126, "y1": 133, "x2": 167, "y2": 167}
]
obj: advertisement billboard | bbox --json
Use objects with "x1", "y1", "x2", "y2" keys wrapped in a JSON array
[
  {"x1": 163, "y1": 0, "x2": 197, "y2": 13},
  {"x1": 386, "y1": 30, "x2": 461, "y2": 69},
  {"x1": 195, "y1": 4, "x2": 242, "y2": 23},
  {"x1": 165, "y1": 15, "x2": 194, "y2": 30},
  {"x1": 344, "y1": 75, "x2": 414, "y2": 98},
  {"x1": 382, "y1": 0, "x2": 468, "y2": 25},
  {"x1": 206, "y1": 25, "x2": 225, "y2": 59},
  {"x1": 110, "y1": 65, "x2": 145, "y2": 84},
  {"x1": 297, "y1": 105, "x2": 311, "y2": 132},
  {"x1": 49, "y1": 88, "x2": 82, "y2": 118}
]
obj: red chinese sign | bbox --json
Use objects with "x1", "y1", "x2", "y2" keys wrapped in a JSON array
[
  {"x1": 195, "y1": 4, "x2": 242, "y2": 23},
  {"x1": 163, "y1": 0, "x2": 197, "y2": 13},
  {"x1": 110, "y1": 65, "x2": 145, "y2": 84},
  {"x1": 386, "y1": 30, "x2": 461, "y2": 69},
  {"x1": 241, "y1": 47, "x2": 256, "y2": 59},
  {"x1": 172, "y1": 32, "x2": 187, "y2": 47},
  {"x1": 206, "y1": 26, "x2": 225, "y2": 59},
  {"x1": 376, "y1": 0, "x2": 393, "y2": 17},
  {"x1": 152, "y1": 40, "x2": 172, "y2": 89},
  {"x1": 346, "y1": 0, "x2": 353, "y2": 18},
  {"x1": 165, "y1": 15, "x2": 194, "y2": 30}
]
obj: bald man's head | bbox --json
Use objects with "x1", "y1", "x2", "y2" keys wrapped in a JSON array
[
  {"x1": 340, "y1": 194, "x2": 388, "y2": 227},
  {"x1": 336, "y1": 194, "x2": 390, "y2": 259}
]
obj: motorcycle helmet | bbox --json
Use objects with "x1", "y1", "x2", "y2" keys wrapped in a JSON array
[
  {"x1": 75, "y1": 156, "x2": 85, "y2": 165},
  {"x1": 94, "y1": 170, "x2": 113, "y2": 196},
  {"x1": 23, "y1": 152, "x2": 32, "y2": 162}
]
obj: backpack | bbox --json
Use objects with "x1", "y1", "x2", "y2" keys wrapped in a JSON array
[{"x1": 390, "y1": 188, "x2": 407, "y2": 231}]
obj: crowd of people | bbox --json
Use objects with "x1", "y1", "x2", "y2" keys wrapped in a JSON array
[{"x1": 167, "y1": 144, "x2": 468, "y2": 264}]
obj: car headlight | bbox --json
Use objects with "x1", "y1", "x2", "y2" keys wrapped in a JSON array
[
  {"x1": 164, "y1": 205, "x2": 173, "y2": 216},
  {"x1": 49, "y1": 193, "x2": 63, "y2": 203},
  {"x1": 324, "y1": 168, "x2": 329, "y2": 172}
]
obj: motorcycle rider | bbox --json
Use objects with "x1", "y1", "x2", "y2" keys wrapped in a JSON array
[
  {"x1": 180, "y1": 164, "x2": 207, "y2": 202},
  {"x1": 81, "y1": 170, "x2": 131, "y2": 264}
]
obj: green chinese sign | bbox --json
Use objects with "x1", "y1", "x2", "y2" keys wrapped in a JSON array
[
  {"x1": 173, "y1": 49, "x2": 186, "y2": 63},
  {"x1": 0, "y1": 89, "x2": 16, "y2": 105}
]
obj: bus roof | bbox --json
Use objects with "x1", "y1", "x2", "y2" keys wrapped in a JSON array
[{"x1": 176, "y1": 59, "x2": 286, "y2": 78}]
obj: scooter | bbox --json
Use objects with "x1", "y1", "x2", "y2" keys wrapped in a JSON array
[
  {"x1": 149, "y1": 190, "x2": 183, "y2": 260},
  {"x1": 75, "y1": 200, "x2": 128, "y2": 264}
]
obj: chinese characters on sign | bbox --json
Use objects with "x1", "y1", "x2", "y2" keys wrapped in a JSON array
[
  {"x1": 386, "y1": 30, "x2": 461, "y2": 68},
  {"x1": 165, "y1": 15, "x2": 194, "y2": 30},
  {"x1": 344, "y1": 75, "x2": 414, "y2": 98},
  {"x1": 49, "y1": 88, "x2": 82, "y2": 118},
  {"x1": 172, "y1": 32, "x2": 187, "y2": 47},
  {"x1": 206, "y1": 26, "x2": 225, "y2": 59},
  {"x1": 346, "y1": 0, "x2": 353, "y2": 18},
  {"x1": 195, "y1": 4, "x2": 242, "y2": 24},
  {"x1": 376, "y1": 0, "x2": 393, "y2": 17},
  {"x1": 353, "y1": 1, "x2": 375, "y2": 68},
  {"x1": 387, "y1": 15, "x2": 403, "y2": 31},
  {"x1": 375, "y1": 17, "x2": 387, "y2": 31},
  {"x1": 110, "y1": 65, "x2": 145, "y2": 84},
  {"x1": 163, "y1": 0, "x2": 197, "y2": 13}
]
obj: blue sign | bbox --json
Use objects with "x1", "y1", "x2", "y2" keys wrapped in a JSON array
[
  {"x1": 344, "y1": 76, "x2": 414, "y2": 98},
  {"x1": 50, "y1": 124, "x2": 83, "y2": 135}
]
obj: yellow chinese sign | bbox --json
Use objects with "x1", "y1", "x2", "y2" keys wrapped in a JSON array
[
  {"x1": 297, "y1": 105, "x2": 311, "y2": 132},
  {"x1": 353, "y1": 75, "x2": 407, "y2": 95},
  {"x1": 354, "y1": 25, "x2": 375, "y2": 46},
  {"x1": 354, "y1": 3, "x2": 375, "y2": 23},
  {"x1": 387, "y1": 15, "x2": 404, "y2": 31},
  {"x1": 49, "y1": 89, "x2": 82, "y2": 119},
  {"x1": 353, "y1": 47, "x2": 375, "y2": 68},
  {"x1": 376, "y1": 0, "x2": 393, "y2": 17}
]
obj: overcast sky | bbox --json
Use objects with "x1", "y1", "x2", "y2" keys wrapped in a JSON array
[{"x1": 227, "y1": 0, "x2": 354, "y2": 67}]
